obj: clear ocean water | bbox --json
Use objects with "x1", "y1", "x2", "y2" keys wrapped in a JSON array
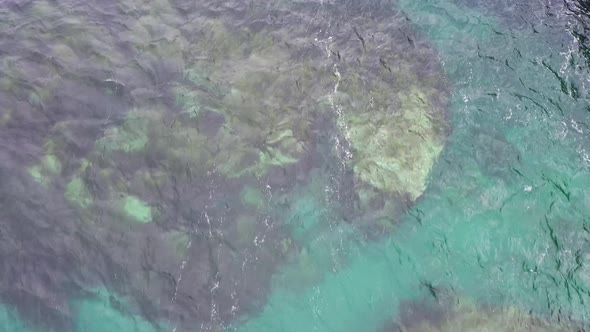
[{"x1": 1, "y1": 0, "x2": 590, "y2": 331}]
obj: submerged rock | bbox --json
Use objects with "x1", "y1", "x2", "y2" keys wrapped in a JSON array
[
  {"x1": 344, "y1": 86, "x2": 447, "y2": 200},
  {"x1": 382, "y1": 297, "x2": 579, "y2": 332}
]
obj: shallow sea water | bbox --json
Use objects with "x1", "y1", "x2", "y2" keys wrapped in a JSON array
[{"x1": 1, "y1": 0, "x2": 590, "y2": 331}]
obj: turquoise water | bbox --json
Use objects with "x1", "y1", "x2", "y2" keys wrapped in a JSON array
[
  {"x1": 238, "y1": 1, "x2": 590, "y2": 330},
  {"x1": 1, "y1": 0, "x2": 590, "y2": 331}
]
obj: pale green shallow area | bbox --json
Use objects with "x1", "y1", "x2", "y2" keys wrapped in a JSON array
[
  {"x1": 235, "y1": 0, "x2": 590, "y2": 331},
  {"x1": 0, "y1": 305, "x2": 41, "y2": 332},
  {"x1": 123, "y1": 195, "x2": 152, "y2": 223}
]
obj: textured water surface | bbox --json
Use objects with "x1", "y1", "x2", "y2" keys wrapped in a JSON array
[{"x1": 1, "y1": 0, "x2": 590, "y2": 331}]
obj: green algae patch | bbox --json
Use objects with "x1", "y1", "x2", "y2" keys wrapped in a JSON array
[
  {"x1": 198, "y1": 31, "x2": 330, "y2": 180},
  {"x1": 174, "y1": 86, "x2": 203, "y2": 118},
  {"x1": 96, "y1": 119, "x2": 149, "y2": 153},
  {"x1": 65, "y1": 176, "x2": 93, "y2": 209},
  {"x1": 215, "y1": 68, "x2": 316, "y2": 178},
  {"x1": 0, "y1": 109, "x2": 12, "y2": 126},
  {"x1": 28, "y1": 166, "x2": 45, "y2": 185},
  {"x1": 41, "y1": 154, "x2": 62, "y2": 174},
  {"x1": 98, "y1": 126, "x2": 148, "y2": 153},
  {"x1": 95, "y1": 110, "x2": 164, "y2": 155},
  {"x1": 95, "y1": 108, "x2": 212, "y2": 172},
  {"x1": 29, "y1": 155, "x2": 62, "y2": 186},
  {"x1": 123, "y1": 195, "x2": 152, "y2": 223},
  {"x1": 73, "y1": 288, "x2": 158, "y2": 332}
]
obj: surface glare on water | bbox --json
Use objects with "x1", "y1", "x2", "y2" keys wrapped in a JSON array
[{"x1": 1, "y1": 0, "x2": 590, "y2": 331}]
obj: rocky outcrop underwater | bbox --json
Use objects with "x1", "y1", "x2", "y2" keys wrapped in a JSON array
[{"x1": 0, "y1": 0, "x2": 451, "y2": 330}]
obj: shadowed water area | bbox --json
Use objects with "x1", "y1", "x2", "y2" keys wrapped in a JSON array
[{"x1": 1, "y1": 0, "x2": 590, "y2": 331}]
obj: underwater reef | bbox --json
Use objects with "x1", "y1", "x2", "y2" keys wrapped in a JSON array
[
  {"x1": 381, "y1": 296, "x2": 580, "y2": 332},
  {"x1": 0, "y1": 0, "x2": 450, "y2": 330}
]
